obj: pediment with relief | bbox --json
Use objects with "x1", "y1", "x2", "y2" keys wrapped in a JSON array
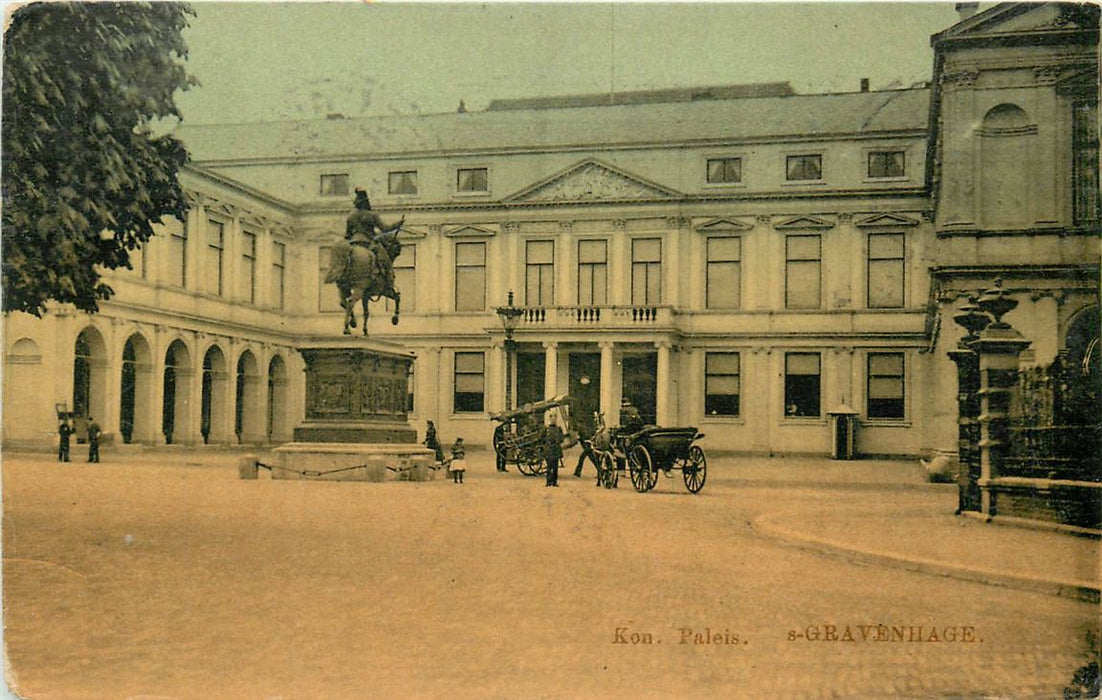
[
  {"x1": 506, "y1": 160, "x2": 681, "y2": 203},
  {"x1": 444, "y1": 224, "x2": 496, "y2": 238},
  {"x1": 694, "y1": 218, "x2": 754, "y2": 233},
  {"x1": 774, "y1": 215, "x2": 835, "y2": 231},
  {"x1": 939, "y1": 3, "x2": 1097, "y2": 39},
  {"x1": 854, "y1": 213, "x2": 920, "y2": 228}
]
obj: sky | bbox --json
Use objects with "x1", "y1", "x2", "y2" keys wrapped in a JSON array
[{"x1": 174, "y1": 2, "x2": 964, "y2": 125}]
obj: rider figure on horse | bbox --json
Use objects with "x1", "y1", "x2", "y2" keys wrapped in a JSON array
[{"x1": 345, "y1": 188, "x2": 404, "y2": 290}]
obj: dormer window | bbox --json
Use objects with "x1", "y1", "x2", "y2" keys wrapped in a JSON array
[
  {"x1": 786, "y1": 154, "x2": 822, "y2": 181},
  {"x1": 706, "y1": 157, "x2": 742, "y2": 184},
  {"x1": 868, "y1": 151, "x2": 906, "y2": 179},
  {"x1": 320, "y1": 173, "x2": 349, "y2": 197},
  {"x1": 457, "y1": 167, "x2": 488, "y2": 193}
]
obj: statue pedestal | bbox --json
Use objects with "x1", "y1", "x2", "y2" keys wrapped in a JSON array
[{"x1": 270, "y1": 337, "x2": 433, "y2": 481}]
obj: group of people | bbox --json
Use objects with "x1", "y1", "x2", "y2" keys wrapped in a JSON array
[
  {"x1": 423, "y1": 397, "x2": 647, "y2": 488},
  {"x1": 423, "y1": 420, "x2": 466, "y2": 484},
  {"x1": 57, "y1": 416, "x2": 101, "y2": 463}
]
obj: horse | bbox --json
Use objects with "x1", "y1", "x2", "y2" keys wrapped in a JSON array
[{"x1": 325, "y1": 229, "x2": 403, "y2": 335}]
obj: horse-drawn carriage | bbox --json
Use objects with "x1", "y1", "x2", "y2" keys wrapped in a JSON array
[
  {"x1": 490, "y1": 396, "x2": 575, "y2": 476},
  {"x1": 590, "y1": 420, "x2": 707, "y2": 494}
]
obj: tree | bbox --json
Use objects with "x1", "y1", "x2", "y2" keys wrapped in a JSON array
[{"x1": 2, "y1": 2, "x2": 195, "y2": 316}]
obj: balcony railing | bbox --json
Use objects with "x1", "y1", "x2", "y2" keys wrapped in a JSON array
[{"x1": 517, "y1": 305, "x2": 672, "y2": 329}]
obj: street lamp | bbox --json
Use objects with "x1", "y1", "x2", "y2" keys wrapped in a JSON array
[{"x1": 495, "y1": 290, "x2": 524, "y2": 412}]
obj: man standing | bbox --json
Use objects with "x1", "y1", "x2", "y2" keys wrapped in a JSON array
[
  {"x1": 544, "y1": 413, "x2": 565, "y2": 487},
  {"x1": 57, "y1": 418, "x2": 72, "y2": 462},
  {"x1": 86, "y1": 416, "x2": 101, "y2": 463}
]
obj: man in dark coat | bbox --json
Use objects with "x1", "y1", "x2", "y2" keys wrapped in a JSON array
[
  {"x1": 57, "y1": 418, "x2": 72, "y2": 462},
  {"x1": 572, "y1": 414, "x2": 599, "y2": 478},
  {"x1": 544, "y1": 413, "x2": 565, "y2": 487},
  {"x1": 86, "y1": 416, "x2": 101, "y2": 463}
]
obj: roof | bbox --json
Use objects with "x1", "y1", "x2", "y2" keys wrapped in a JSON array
[
  {"x1": 487, "y1": 82, "x2": 796, "y2": 110},
  {"x1": 176, "y1": 87, "x2": 931, "y2": 164}
]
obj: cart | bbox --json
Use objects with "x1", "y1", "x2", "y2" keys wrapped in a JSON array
[
  {"x1": 491, "y1": 396, "x2": 574, "y2": 476},
  {"x1": 594, "y1": 425, "x2": 707, "y2": 494}
]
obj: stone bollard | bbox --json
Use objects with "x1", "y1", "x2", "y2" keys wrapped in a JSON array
[{"x1": 238, "y1": 455, "x2": 258, "y2": 480}]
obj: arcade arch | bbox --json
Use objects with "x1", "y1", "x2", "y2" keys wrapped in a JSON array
[
  {"x1": 235, "y1": 350, "x2": 262, "y2": 443},
  {"x1": 162, "y1": 340, "x2": 192, "y2": 444},
  {"x1": 201, "y1": 345, "x2": 229, "y2": 444},
  {"x1": 267, "y1": 354, "x2": 290, "y2": 442},
  {"x1": 73, "y1": 326, "x2": 108, "y2": 428},
  {"x1": 120, "y1": 333, "x2": 155, "y2": 444}
]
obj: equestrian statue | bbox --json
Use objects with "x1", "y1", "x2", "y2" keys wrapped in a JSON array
[{"x1": 325, "y1": 189, "x2": 406, "y2": 335}]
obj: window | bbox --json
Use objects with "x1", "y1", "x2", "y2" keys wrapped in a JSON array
[
  {"x1": 388, "y1": 170, "x2": 418, "y2": 195},
  {"x1": 577, "y1": 240, "x2": 608, "y2": 306},
  {"x1": 454, "y1": 242, "x2": 486, "y2": 311},
  {"x1": 320, "y1": 174, "x2": 349, "y2": 197},
  {"x1": 785, "y1": 235, "x2": 821, "y2": 309},
  {"x1": 867, "y1": 233, "x2": 904, "y2": 308},
  {"x1": 318, "y1": 246, "x2": 342, "y2": 313},
  {"x1": 631, "y1": 238, "x2": 662, "y2": 305},
  {"x1": 205, "y1": 220, "x2": 224, "y2": 296},
  {"x1": 167, "y1": 218, "x2": 187, "y2": 288},
  {"x1": 868, "y1": 151, "x2": 905, "y2": 179},
  {"x1": 388, "y1": 244, "x2": 416, "y2": 312},
  {"x1": 1073, "y1": 98, "x2": 1100, "y2": 225},
  {"x1": 241, "y1": 231, "x2": 256, "y2": 304},
  {"x1": 706, "y1": 237, "x2": 741, "y2": 309},
  {"x1": 525, "y1": 240, "x2": 555, "y2": 306},
  {"x1": 706, "y1": 157, "x2": 742, "y2": 184},
  {"x1": 453, "y1": 352, "x2": 485, "y2": 413},
  {"x1": 867, "y1": 353, "x2": 905, "y2": 420},
  {"x1": 784, "y1": 353, "x2": 821, "y2": 418},
  {"x1": 786, "y1": 154, "x2": 822, "y2": 181},
  {"x1": 456, "y1": 167, "x2": 488, "y2": 193},
  {"x1": 705, "y1": 352, "x2": 740, "y2": 416},
  {"x1": 271, "y1": 241, "x2": 285, "y2": 310}
]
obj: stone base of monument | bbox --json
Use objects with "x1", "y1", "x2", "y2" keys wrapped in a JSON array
[
  {"x1": 258, "y1": 337, "x2": 434, "y2": 483},
  {"x1": 270, "y1": 442, "x2": 436, "y2": 482}
]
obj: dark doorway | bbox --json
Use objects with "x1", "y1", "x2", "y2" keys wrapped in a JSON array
[
  {"x1": 569, "y1": 353, "x2": 601, "y2": 436},
  {"x1": 622, "y1": 353, "x2": 657, "y2": 425},
  {"x1": 120, "y1": 338, "x2": 136, "y2": 443},
  {"x1": 162, "y1": 365, "x2": 176, "y2": 444},
  {"x1": 516, "y1": 352, "x2": 546, "y2": 408}
]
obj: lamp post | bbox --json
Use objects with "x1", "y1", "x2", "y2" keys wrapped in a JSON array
[{"x1": 495, "y1": 290, "x2": 524, "y2": 412}]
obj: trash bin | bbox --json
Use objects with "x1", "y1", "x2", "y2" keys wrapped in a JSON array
[{"x1": 827, "y1": 405, "x2": 860, "y2": 460}]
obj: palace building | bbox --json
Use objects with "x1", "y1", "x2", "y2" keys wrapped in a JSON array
[{"x1": 4, "y1": 3, "x2": 1098, "y2": 461}]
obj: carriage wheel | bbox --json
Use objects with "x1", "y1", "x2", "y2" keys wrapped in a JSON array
[
  {"x1": 597, "y1": 453, "x2": 618, "y2": 489},
  {"x1": 682, "y1": 445, "x2": 707, "y2": 494},
  {"x1": 516, "y1": 455, "x2": 542, "y2": 476},
  {"x1": 628, "y1": 445, "x2": 656, "y2": 492}
]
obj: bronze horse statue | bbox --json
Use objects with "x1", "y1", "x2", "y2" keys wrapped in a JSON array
[{"x1": 325, "y1": 228, "x2": 403, "y2": 335}]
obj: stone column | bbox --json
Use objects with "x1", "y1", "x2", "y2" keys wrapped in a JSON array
[
  {"x1": 599, "y1": 341, "x2": 615, "y2": 422},
  {"x1": 655, "y1": 341, "x2": 671, "y2": 426},
  {"x1": 973, "y1": 283, "x2": 1030, "y2": 518},
  {"x1": 543, "y1": 341, "x2": 558, "y2": 402},
  {"x1": 490, "y1": 342, "x2": 506, "y2": 414}
]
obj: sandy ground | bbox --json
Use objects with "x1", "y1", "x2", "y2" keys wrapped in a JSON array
[{"x1": 2, "y1": 451, "x2": 1097, "y2": 699}]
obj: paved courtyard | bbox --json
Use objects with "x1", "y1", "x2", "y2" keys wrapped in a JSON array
[{"x1": 3, "y1": 450, "x2": 1097, "y2": 699}]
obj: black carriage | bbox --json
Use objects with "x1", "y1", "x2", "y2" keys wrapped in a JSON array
[
  {"x1": 592, "y1": 425, "x2": 707, "y2": 494},
  {"x1": 491, "y1": 396, "x2": 573, "y2": 476}
]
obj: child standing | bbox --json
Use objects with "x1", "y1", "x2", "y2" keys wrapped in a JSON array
[{"x1": 449, "y1": 437, "x2": 467, "y2": 484}]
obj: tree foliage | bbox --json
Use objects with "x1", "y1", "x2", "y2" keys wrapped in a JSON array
[{"x1": 2, "y1": 2, "x2": 195, "y2": 316}]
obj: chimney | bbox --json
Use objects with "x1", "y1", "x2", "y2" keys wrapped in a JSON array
[
  {"x1": 955, "y1": 2, "x2": 979, "y2": 20},
  {"x1": 860, "y1": 78, "x2": 870, "y2": 93}
]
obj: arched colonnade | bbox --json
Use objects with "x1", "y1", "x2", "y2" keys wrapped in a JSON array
[{"x1": 69, "y1": 322, "x2": 293, "y2": 446}]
